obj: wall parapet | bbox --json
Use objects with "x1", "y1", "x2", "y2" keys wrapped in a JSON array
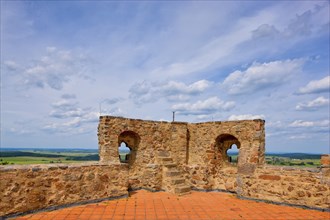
[
  {"x1": 99, "y1": 115, "x2": 188, "y2": 125},
  {"x1": 238, "y1": 165, "x2": 330, "y2": 209},
  {"x1": 0, "y1": 162, "x2": 129, "y2": 217}
]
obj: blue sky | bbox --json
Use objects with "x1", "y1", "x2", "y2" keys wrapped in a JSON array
[{"x1": 1, "y1": 1, "x2": 329, "y2": 153}]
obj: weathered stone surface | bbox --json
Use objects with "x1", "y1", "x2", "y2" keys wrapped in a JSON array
[
  {"x1": 321, "y1": 155, "x2": 330, "y2": 166},
  {"x1": 259, "y1": 174, "x2": 281, "y2": 181},
  {"x1": 238, "y1": 166, "x2": 330, "y2": 209},
  {"x1": 0, "y1": 163, "x2": 128, "y2": 216},
  {"x1": 98, "y1": 116, "x2": 265, "y2": 191},
  {"x1": 1, "y1": 116, "x2": 329, "y2": 216},
  {"x1": 238, "y1": 164, "x2": 256, "y2": 175},
  {"x1": 297, "y1": 191, "x2": 305, "y2": 197},
  {"x1": 288, "y1": 186, "x2": 294, "y2": 192}
]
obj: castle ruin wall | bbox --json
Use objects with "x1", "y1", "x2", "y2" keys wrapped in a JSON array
[
  {"x1": 0, "y1": 163, "x2": 128, "y2": 217},
  {"x1": 0, "y1": 116, "x2": 329, "y2": 217},
  {"x1": 98, "y1": 116, "x2": 266, "y2": 190}
]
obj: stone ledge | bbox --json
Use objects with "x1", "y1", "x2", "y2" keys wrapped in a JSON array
[
  {"x1": 263, "y1": 165, "x2": 320, "y2": 172},
  {"x1": 0, "y1": 162, "x2": 128, "y2": 172},
  {"x1": 194, "y1": 119, "x2": 265, "y2": 125},
  {"x1": 99, "y1": 115, "x2": 265, "y2": 125},
  {"x1": 99, "y1": 115, "x2": 188, "y2": 125}
]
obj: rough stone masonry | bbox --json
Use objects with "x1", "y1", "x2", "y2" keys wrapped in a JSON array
[
  {"x1": 98, "y1": 116, "x2": 329, "y2": 209},
  {"x1": 0, "y1": 116, "x2": 329, "y2": 217}
]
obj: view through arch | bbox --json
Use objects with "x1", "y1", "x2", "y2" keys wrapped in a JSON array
[
  {"x1": 227, "y1": 144, "x2": 239, "y2": 164},
  {"x1": 118, "y1": 142, "x2": 131, "y2": 163},
  {"x1": 215, "y1": 134, "x2": 240, "y2": 165}
]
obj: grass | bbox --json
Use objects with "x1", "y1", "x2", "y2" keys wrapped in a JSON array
[
  {"x1": 265, "y1": 157, "x2": 321, "y2": 167},
  {"x1": 0, "y1": 150, "x2": 99, "y2": 165},
  {"x1": 0, "y1": 157, "x2": 84, "y2": 165},
  {"x1": 24, "y1": 150, "x2": 93, "y2": 157},
  {"x1": 0, "y1": 149, "x2": 323, "y2": 167},
  {"x1": 119, "y1": 153, "x2": 129, "y2": 163}
]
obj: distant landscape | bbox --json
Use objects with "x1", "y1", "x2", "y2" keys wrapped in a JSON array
[
  {"x1": 0, "y1": 148, "x2": 99, "y2": 165},
  {"x1": 0, "y1": 148, "x2": 324, "y2": 167}
]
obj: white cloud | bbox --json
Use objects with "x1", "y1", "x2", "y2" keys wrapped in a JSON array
[
  {"x1": 228, "y1": 114, "x2": 265, "y2": 121},
  {"x1": 289, "y1": 119, "x2": 329, "y2": 127},
  {"x1": 9, "y1": 127, "x2": 34, "y2": 135},
  {"x1": 101, "y1": 107, "x2": 125, "y2": 117},
  {"x1": 49, "y1": 96, "x2": 98, "y2": 122},
  {"x1": 43, "y1": 119, "x2": 81, "y2": 134},
  {"x1": 46, "y1": 46, "x2": 57, "y2": 53},
  {"x1": 196, "y1": 115, "x2": 210, "y2": 120},
  {"x1": 43, "y1": 111, "x2": 99, "y2": 135},
  {"x1": 51, "y1": 99, "x2": 78, "y2": 111},
  {"x1": 251, "y1": 3, "x2": 329, "y2": 41},
  {"x1": 129, "y1": 80, "x2": 212, "y2": 104},
  {"x1": 289, "y1": 134, "x2": 310, "y2": 140},
  {"x1": 297, "y1": 76, "x2": 330, "y2": 94},
  {"x1": 172, "y1": 97, "x2": 235, "y2": 115},
  {"x1": 163, "y1": 80, "x2": 211, "y2": 94},
  {"x1": 49, "y1": 109, "x2": 84, "y2": 118},
  {"x1": 296, "y1": 96, "x2": 329, "y2": 111},
  {"x1": 61, "y1": 94, "x2": 76, "y2": 99},
  {"x1": 222, "y1": 59, "x2": 304, "y2": 95},
  {"x1": 149, "y1": 2, "x2": 328, "y2": 79},
  {"x1": 101, "y1": 98, "x2": 123, "y2": 105},
  {"x1": 252, "y1": 24, "x2": 280, "y2": 39},
  {"x1": 3, "y1": 60, "x2": 19, "y2": 71},
  {"x1": 1, "y1": 2, "x2": 329, "y2": 152},
  {"x1": 13, "y1": 47, "x2": 93, "y2": 90},
  {"x1": 266, "y1": 120, "x2": 283, "y2": 128},
  {"x1": 284, "y1": 3, "x2": 329, "y2": 37}
]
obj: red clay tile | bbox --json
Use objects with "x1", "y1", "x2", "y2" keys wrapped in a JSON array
[{"x1": 11, "y1": 190, "x2": 330, "y2": 220}]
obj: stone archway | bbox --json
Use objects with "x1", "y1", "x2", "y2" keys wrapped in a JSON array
[
  {"x1": 214, "y1": 134, "x2": 241, "y2": 166},
  {"x1": 118, "y1": 131, "x2": 140, "y2": 166}
]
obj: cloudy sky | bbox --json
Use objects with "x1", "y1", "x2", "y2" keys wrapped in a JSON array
[{"x1": 1, "y1": 1, "x2": 329, "y2": 153}]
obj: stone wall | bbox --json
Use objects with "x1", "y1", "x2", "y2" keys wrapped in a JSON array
[
  {"x1": 98, "y1": 116, "x2": 265, "y2": 191},
  {"x1": 0, "y1": 162, "x2": 128, "y2": 217},
  {"x1": 98, "y1": 116, "x2": 189, "y2": 190},
  {"x1": 187, "y1": 120, "x2": 265, "y2": 174},
  {"x1": 237, "y1": 165, "x2": 330, "y2": 209},
  {"x1": 1, "y1": 116, "x2": 328, "y2": 216},
  {"x1": 183, "y1": 165, "x2": 238, "y2": 192},
  {"x1": 197, "y1": 156, "x2": 329, "y2": 210},
  {"x1": 183, "y1": 164, "x2": 330, "y2": 209}
]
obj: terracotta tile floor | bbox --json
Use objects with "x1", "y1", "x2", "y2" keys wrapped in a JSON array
[{"x1": 13, "y1": 190, "x2": 329, "y2": 220}]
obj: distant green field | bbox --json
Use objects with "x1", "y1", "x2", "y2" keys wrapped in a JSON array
[
  {"x1": 0, "y1": 148, "x2": 323, "y2": 167},
  {"x1": 0, "y1": 150, "x2": 99, "y2": 165},
  {"x1": 0, "y1": 156, "x2": 89, "y2": 165},
  {"x1": 119, "y1": 153, "x2": 130, "y2": 163},
  {"x1": 265, "y1": 157, "x2": 321, "y2": 167},
  {"x1": 24, "y1": 150, "x2": 90, "y2": 157}
]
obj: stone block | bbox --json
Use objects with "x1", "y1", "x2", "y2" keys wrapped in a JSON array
[
  {"x1": 174, "y1": 185, "x2": 191, "y2": 194},
  {"x1": 321, "y1": 154, "x2": 330, "y2": 166},
  {"x1": 258, "y1": 174, "x2": 281, "y2": 181},
  {"x1": 238, "y1": 164, "x2": 256, "y2": 175}
]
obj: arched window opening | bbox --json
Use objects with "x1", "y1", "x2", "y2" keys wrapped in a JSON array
[
  {"x1": 118, "y1": 130, "x2": 140, "y2": 165},
  {"x1": 214, "y1": 134, "x2": 240, "y2": 166},
  {"x1": 118, "y1": 142, "x2": 131, "y2": 163},
  {"x1": 227, "y1": 144, "x2": 239, "y2": 164}
]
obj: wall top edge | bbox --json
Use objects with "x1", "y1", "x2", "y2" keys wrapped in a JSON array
[
  {"x1": 263, "y1": 165, "x2": 320, "y2": 172},
  {"x1": 0, "y1": 162, "x2": 128, "y2": 172},
  {"x1": 99, "y1": 115, "x2": 265, "y2": 124}
]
